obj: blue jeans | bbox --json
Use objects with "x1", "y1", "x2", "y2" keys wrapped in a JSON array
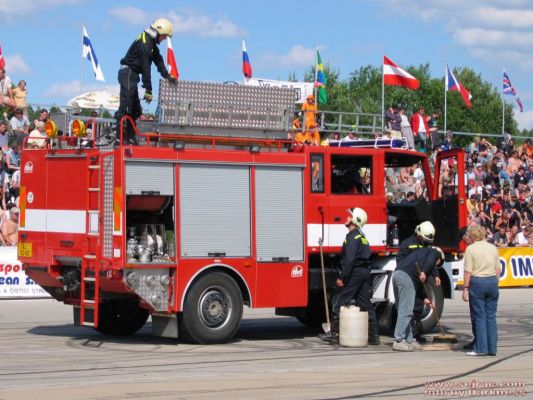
[
  {"x1": 393, "y1": 270, "x2": 415, "y2": 343},
  {"x1": 469, "y1": 276, "x2": 499, "y2": 354}
]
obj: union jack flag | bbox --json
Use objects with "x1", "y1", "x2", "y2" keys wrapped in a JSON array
[{"x1": 503, "y1": 70, "x2": 524, "y2": 112}]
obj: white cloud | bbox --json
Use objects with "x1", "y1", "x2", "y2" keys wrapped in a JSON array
[
  {"x1": 258, "y1": 45, "x2": 316, "y2": 69},
  {"x1": 454, "y1": 28, "x2": 533, "y2": 48},
  {"x1": 43, "y1": 80, "x2": 119, "y2": 99},
  {"x1": 108, "y1": 6, "x2": 150, "y2": 26},
  {"x1": 0, "y1": 0, "x2": 84, "y2": 19},
  {"x1": 4, "y1": 54, "x2": 31, "y2": 74},
  {"x1": 514, "y1": 110, "x2": 533, "y2": 130},
  {"x1": 377, "y1": 0, "x2": 533, "y2": 78},
  {"x1": 108, "y1": 6, "x2": 244, "y2": 38}
]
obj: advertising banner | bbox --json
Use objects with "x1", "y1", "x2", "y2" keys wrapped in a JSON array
[
  {"x1": 497, "y1": 247, "x2": 533, "y2": 287},
  {"x1": 0, "y1": 247, "x2": 50, "y2": 298},
  {"x1": 455, "y1": 246, "x2": 533, "y2": 288},
  {"x1": 244, "y1": 78, "x2": 314, "y2": 103}
]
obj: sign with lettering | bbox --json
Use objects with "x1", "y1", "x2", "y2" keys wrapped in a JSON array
[{"x1": 244, "y1": 78, "x2": 314, "y2": 103}]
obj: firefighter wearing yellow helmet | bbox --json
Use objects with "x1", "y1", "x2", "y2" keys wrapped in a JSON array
[
  {"x1": 395, "y1": 220, "x2": 441, "y2": 342},
  {"x1": 319, "y1": 207, "x2": 380, "y2": 345},
  {"x1": 116, "y1": 18, "x2": 177, "y2": 145}
]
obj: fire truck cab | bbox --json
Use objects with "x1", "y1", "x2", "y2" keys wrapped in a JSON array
[{"x1": 19, "y1": 81, "x2": 466, "y2": 343}]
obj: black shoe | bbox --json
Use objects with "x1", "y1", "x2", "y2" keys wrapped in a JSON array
[
  {"x1": 318, "y1": 332, "x2": 338, "y2": 343},
  {"x1": 463, "y1": 341, "x2": 475, "y2": 350}
]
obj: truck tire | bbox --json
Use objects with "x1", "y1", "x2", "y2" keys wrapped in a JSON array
[
  {"x1": 179, "y1": 272, "x2": 243, "y2": 344},
  {"x1": 96, "y1": 298, "x2": 149, "y2": 336},
  {"x1": 420, "y1": 279, "x2": 444, "y2": 333}
]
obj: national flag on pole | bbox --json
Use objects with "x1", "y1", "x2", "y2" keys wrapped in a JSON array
[
  {"x1": 82, "y1": 25, "x2": 105, "y2": 82},
  {"x1": 503, "y1": 70, "x2": 523, "y2": 112},
  {"x1": 242, "y1": 40, "x2": 252, "y2": 79},
  {"x1": 0, "y1": 45, "x2": 5, "y2": 69},
  {"x1": 383, "y1": 56, "x2": 419, "y2": 90},
  {"x1": 167, "y1": 37, "x2": 179, "y2": 80},
  {"x1": 315, "y1": 49, "x2": 328, "y2": 104},
  {"x1": 446, "y1": 65, "x2": 472, "y2": 108}
]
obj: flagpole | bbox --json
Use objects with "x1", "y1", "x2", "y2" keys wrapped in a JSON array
[
  {"x1": 444, "y1": 64, "x2": 447, "y2": 133},
  {"x1": 502, "y1": 68, "x2": 505, "y2": 136},
  {"x1": 314, "y1": 47, "x2": 318, "y2": 108},
  {"x1": 381, "y1": 56, "x2": 385, "y2": 133},
  {"x1": 80, "y1": 24, "x2": 84, "y2": 94}
]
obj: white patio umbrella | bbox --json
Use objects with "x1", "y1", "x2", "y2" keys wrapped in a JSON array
[{"x1": 68, "y1": 91, "x2": 120, "y2": 110}]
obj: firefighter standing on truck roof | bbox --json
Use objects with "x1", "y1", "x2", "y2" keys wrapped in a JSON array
[
  {"x1": 116, "y1": 18, "x2": 177, "y2": 145},
  {"x1": 396, "y1": 221, "x2": 441, "y2": 341},
  {"x1": 319, "y1": 207, "x2": 380, "y2": 345}
]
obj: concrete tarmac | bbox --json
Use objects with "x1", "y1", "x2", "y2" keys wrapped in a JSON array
[{"x1": 0, "y1": 288, "x2": 531, "y2": 400}]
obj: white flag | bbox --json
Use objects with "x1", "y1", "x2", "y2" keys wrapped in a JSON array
[{"x1": 82, "y1": 25, "x2": 105, "y2": 82}]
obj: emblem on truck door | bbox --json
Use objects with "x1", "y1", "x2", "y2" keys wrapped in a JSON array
[
  {"x1": 291, "y1": 265, "x2": 303, "y2": 278},
  {"x1": 24, "y1": 162, "x2": 33, "y2": 174}
]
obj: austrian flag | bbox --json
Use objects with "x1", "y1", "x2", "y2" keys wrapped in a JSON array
[
  {"x1": 383, "y1": 56, "x2": 419, "y2": 90},
  {"x1": 166, "y1": 37, "x2": 179, "y2": 80}
]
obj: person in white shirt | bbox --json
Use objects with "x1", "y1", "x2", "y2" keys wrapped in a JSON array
[
  {"x1": 0, "y1": 68, "x2": 15, "y2": 109},
  {"x1": 399, "y1": 107, "x2": 414, "y2": 150},
  {"x1": 28, "y1": 121, "x2": 48, "y2": 149},
  {"x1": 9, "y1": 108, "x2": 30, "y2": 145}
]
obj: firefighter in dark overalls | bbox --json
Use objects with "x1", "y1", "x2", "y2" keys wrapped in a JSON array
[
  {"x1": 116, "y1": 18, "x2": 176, "y2": 145},
  {"x1": 319, "y1": 207, "x2": 380, "y2": 345},
  {"x1": 396, "y1": 221, "x2": 441, "y2": 340}
]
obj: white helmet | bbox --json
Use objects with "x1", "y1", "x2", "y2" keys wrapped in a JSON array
[
  {"x1": 348, "y1": 207, "x2": 367, "y2": 227},
  {"x1": 415, "y1": 221, "x2": 435, "y2": 243},
  {"x1": 151, "y1": 18, "x2": 173, "y2": 37},
  {"x1": 431, "y1": 246, "x2": 445, "y2": 264}
]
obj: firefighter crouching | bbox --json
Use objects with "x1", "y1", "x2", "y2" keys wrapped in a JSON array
[
  {"x1": 396, "y1": 221, "x2": 441, "y2": 341},
  {"x1": 116, "y1": 18, "x2": 177, "y2": 145},
  {"x1": 393, "y1": 246, "x2": 444, "y2": 351},
  {"x1": 319, "y1": 207, "x2": 380, "y2": 345}
]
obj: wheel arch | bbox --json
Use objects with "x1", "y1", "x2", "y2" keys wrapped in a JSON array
[{"x1": 180, "y1": 263, "x2": 252, "y2": 310}]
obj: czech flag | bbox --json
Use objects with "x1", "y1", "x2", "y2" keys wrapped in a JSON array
[
  {"x1": 383, "y1": 56, "x2": 419, "y2": 90},
  {"x1": 167, "y1": 37, "x2": 179, "y2": 80},
  {"x1": 446, "y1": 65, "x2": 472, "y2": 108},
  {"x1": 242, "y1": 40, "x2": 252, "y2": 79}
]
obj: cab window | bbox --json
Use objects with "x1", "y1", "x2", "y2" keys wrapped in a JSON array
[
  {"x1": 331, "y1": 155, "x2": 372, "y2": 195},
  {"x1": 310, "y1": 153, "x2": 324, "y2": 193}
]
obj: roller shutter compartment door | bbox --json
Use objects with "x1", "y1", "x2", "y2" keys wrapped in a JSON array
[
  {"x1": 255, "y1": 167, "x2": 304, "y2": 262},
  {"x1": 126, "y1": 162, "x2": 174, "y2": 195},
  {"x1": 180, "y1": 164, "x2": 251, "y2": 257}
]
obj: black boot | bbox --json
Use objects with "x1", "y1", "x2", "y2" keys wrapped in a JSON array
[
  {"x1": 318, "y1": 318, "x2": 339, "y2": 343},
  {"x1": 368, "y1": 318, "x2": 381, "y2": 345}
]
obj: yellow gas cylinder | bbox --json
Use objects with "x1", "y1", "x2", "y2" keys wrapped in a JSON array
[{"x1": 339, "y1": 305, "x2": 368, "y2": 347}]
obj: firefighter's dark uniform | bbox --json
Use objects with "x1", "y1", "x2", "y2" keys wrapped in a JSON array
[
  {"x1": 396, "y1": 234, "x2": 437, "y2": 338},
  {"x1": 116, "y1": 30, "x2": 171, "y2": 143},
  {"x1": 329, "y1": 227, "x2": 380, "y2": 344}
]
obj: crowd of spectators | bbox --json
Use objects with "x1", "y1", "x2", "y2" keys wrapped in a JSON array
[{"x1": 0, "y1": 67, "x2": 51, "y2": 246}]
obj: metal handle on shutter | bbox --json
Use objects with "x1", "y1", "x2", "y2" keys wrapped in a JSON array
[
  {"x1": 208, "y1": 252, "x2": 226, "y2": 257},
  {"x1": 272, "y1": 257, "x2": 289, "y2": 262}
]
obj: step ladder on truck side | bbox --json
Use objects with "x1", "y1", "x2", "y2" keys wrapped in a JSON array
[{"x1": 79, "y1": 153, "x2": 102, "y2": 327}]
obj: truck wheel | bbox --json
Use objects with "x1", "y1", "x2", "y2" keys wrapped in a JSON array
[
  {"x1": 96, "y1": 298, "x2": 149, "y2": 336},
  {"x1": 179, "y1": 272, "x2": 243, "y2": 344},
  {"x1": 421, "y1": 279, "x2": 444, "y2": 333},
  {"x1": 296, "y1": 294, "x2": 326, "y2": 329}
]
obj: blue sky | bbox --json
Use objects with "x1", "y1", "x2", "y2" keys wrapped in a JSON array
[{"x1": 1, "y1": 0, "x2": 532, "y2": 129}]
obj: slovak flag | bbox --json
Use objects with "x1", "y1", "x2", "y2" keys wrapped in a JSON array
[
  {"x1": 0, "y1": 45, "x2": 5, "y2": 69},
  {"x1": 242, "y1": 40, "x2": 252, "y2": 79},
  {"x1": 167, "y1": 37, "x2": 179, "y2": 80},
  {"x1": 446, "y1": 65, "x2": 472, "y2": 108},
  {"x1": 82, "y1": 25, "x2": 105, "y2": 82},
  {"x1": 383, "y1": 56, "x2": 419, "y2": 90}
]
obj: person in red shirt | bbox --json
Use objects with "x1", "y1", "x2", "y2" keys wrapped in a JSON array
[{"x1": 410, "y1": 107, "x2": 429, "y2": 152}]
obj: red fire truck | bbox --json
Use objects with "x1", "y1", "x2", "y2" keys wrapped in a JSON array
[{"x1": 19, "y1": 81, "x2": 467, "y2": 343}]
